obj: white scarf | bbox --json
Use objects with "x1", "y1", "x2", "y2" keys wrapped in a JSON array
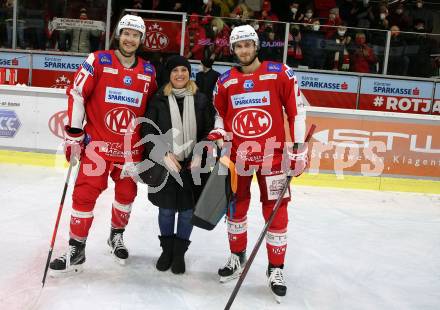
[{"x1": 168, "y1": 88, "x2": 197, "y2": 161}]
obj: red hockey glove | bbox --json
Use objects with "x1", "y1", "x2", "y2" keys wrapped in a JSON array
[
  {"x1": 288, "y1": 143, "x2": 309, "y2": 177},
  {"x1": 207, "y1": 128, "x2": 227, "y2": 148},
  {"x1": 64, "y1": 126, "x2": 85, "y2": 163}
]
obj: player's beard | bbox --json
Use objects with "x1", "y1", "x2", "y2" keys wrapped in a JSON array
[
  {"x1": 236, "y1": 51, "x2": 258, "y2": 67},
  {"x1": 118, "y1": 46, "x2": 136, "y2": 58},
  {"x1": 118, "y1": 40, "x2": 139, "y2": 58}
]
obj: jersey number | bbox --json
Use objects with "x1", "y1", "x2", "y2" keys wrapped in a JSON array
[{"x1": 74, "y1": 72, "x2": 86, "y2": 87}]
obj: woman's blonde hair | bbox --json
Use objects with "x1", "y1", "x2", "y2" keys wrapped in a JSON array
[{"x1": 163, "y1": 80, "x2": 198, "y2": 96}]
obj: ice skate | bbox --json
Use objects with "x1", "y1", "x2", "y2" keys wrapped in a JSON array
[
  {"x1": 107, "y1": 228, "x2": 129, "y2": 265},
  {"x1": 267, "y1": 264, "x2": 287, "y2": 303},
  {"x1": 218, "y1": 252, "x2": 246, "y2": 283},
  {"x1": 49, "y1": 239, "x2": 85, "y2": 277}
]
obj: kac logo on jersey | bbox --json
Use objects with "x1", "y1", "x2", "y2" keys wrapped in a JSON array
[
  {"x1": 123, "y1": 76, "x2": 132, "y2": 86},
  {"x1": 243, "y1": 80, "x2": 254, "y2": 91},
  {"x1": 231, "y1": 91, "x2": 271, "y2": 109},
  {"x1": 104, "y1": 107, "x2": 136, "y2": 135},
  {"x1": 232, "y1": 108, "x2": 272, "y2": 138},
  {"x1": 98, "y1": 53, "x2": 112, "y2": 65}
]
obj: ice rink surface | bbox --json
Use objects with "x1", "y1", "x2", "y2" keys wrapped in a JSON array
[{"x1": 0, "y1": 163, "x2": 439, "y2": 310}]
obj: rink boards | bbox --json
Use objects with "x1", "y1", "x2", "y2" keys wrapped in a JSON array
[{"x1": 0, "y1": 85, "x2": 438, "y2": 194}]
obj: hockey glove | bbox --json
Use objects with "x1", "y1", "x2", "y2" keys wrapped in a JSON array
[
  {"x1": 288, "y1": 143, "x2": 309, "y2": 177},
  {"x1": 64, "y1": 126, "x2": 85, "y2": 163},
  {"x1": 207, "y1": 128, "x2": 227, "y2": 149}
]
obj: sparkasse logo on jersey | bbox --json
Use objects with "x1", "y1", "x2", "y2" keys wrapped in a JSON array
[
  {"x1": 105, "y1": 87, "x2": 143, "y2": 108},
  {"x1": 231, "y1": 91, "x2": 270, "y2": 109}
]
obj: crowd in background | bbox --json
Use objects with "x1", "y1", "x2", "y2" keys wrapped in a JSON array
[{"x1": 0, "y1": 0, "x2": 439, "y2": 77}]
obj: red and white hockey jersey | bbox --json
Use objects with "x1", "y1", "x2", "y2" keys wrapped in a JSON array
[
  {"x1": 66, "y1": 50, "x2": 157, "y2": 162},
  {"x1": 213, "y1": 61, "x2": 306, "y2": 163}
]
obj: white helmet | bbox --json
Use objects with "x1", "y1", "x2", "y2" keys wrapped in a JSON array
[
  {"x1": 229, "y1": 24, "x2": 259, "y2": 52},
  {"x1": 116, "y1": 14, "x2": 146, "y2": 42}
]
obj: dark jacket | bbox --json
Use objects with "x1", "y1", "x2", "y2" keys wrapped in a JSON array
[
  {"x1": 140, "y1": 87, "x2": 215, "y2": 211},
  {"x1": 195, "y1": 69, "x2": 220, "y2": 103}
]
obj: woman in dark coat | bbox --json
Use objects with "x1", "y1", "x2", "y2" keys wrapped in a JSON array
[{"x1": 141, "y1": 55, "x2": 214, "y2": 274}]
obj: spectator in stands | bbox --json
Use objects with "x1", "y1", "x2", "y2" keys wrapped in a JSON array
[
  {"x1": 148, "y1": 52, "x2": 168, "y2": 88},
  {"x1": 303, "y1": 7, "x2": 315, "y2": 24},
  {"x1": 408, "y1": 20, "x2": 437, "y2": 77},
  {"x1": 373, "y1": 4, "x2": 390, "y2": 30},
  {"x1": 323, "y1": 7, "x2": 342, "y2": 39},
  {"x1": 389, "y1": 3, "x2": 412, "y2": 31},
  {"x1": 350, "y1": 32, "x2": 377, "y2": 73},
  {"x1": 156, "y1": 0, "x2": 186, "y2": 12},
  {"x1": 63, "y1": 8, "x2": 102, "y2": 53},
  {"x1": 314, "y1": 0, "x2": 336, "y2": 18},
  {"x1": 195, "y1": 57, "x2": 220, "y2": 104},
  {"x1": 208, "y1": 17, "x2": 231, "y2": 62},
  {"x1": 131, "y1": 0, "x2": 144, "y2": 15},
  {"x1": 327, "y1": 23, "x2": 351, "y2": 71},
  {"x1": 259, "y1": 1, "x2": 279, "y2": 22},
  {"x1": 301, "y1": 19, "x2": 326, "y2": 69},
  {"x1": 387, "y1": 25, "x2": 409, "y2": 76},
  {"x1": 5, "y1": 2, "x2": 25, "y2": 48},
  {"x1": 355, "y1": 0, "x2": 374, "y2": 28},
  {"x1": 186, "y1": 14, "x2": 208, "y2": 61},
  {"x1": 286, "y1": 25, "x2": 303, "y2": 68},
  {"x1": 410, "y1": 0, "x2": 433, "y2": 33},
  {"x1": 212, "y1": 0, "x2": 235, "y2": 17},
  {"x1": 339, "y1": 0, "x2": 358, "y2": 27},
  {"x1": 229, "y1": 3, "x2": 254, "y2": 27},
  {"x1": 200, "y1": 0, "x2": 221, "y2": 17},
  {"x1": 289, "y1": 1, "x2": 304, "y2": 23},
  {"x1": 259, "y1": 24, "x2": 283, "y2": 62}
]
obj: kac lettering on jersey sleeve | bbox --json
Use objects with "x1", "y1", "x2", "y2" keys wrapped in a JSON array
[
  {"x1": 105, "y1": 87, "x2": 143, "y2": 108},
  {"x1": 285, "y1": 67, "x2": 295, "y2": 80},
  {"x1": 98, "y1": 52, "x2": 112, "y2": 65},
  {"x1": 267, "y1": 62, "x2": 282, "y2": 72},
  {"x1": 219, "y1": 70, "x2": 231, "y2": 83},
  {"x1": 231, "y1": 91, "x2": 271, "y2": 109},
  {"x1": 81, "y1": 60, "x2": 94, "y2": 76}
]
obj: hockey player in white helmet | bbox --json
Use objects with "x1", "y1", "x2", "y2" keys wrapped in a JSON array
[
  {"x1": 49, "y1": 14, "x2": 157, "y2": 276},
  {"x1": 207, "y1": 24, "x2": 307, "y2": 302}
]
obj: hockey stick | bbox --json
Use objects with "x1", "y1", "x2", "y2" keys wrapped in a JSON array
[
  {"x1": 224, "y1": 124, "x2": 316, "y2": 309},
  {"x1": 41, "y1": 158, "x2": 79, "y2": 287}
]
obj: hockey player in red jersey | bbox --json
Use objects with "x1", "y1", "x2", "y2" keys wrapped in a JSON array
[
  {"x1": 208, "y1": 24, "x2": 307, "y2": 301},
  {"x1": 49, "y1": 14, "x2": 157, "y2": 275}
]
